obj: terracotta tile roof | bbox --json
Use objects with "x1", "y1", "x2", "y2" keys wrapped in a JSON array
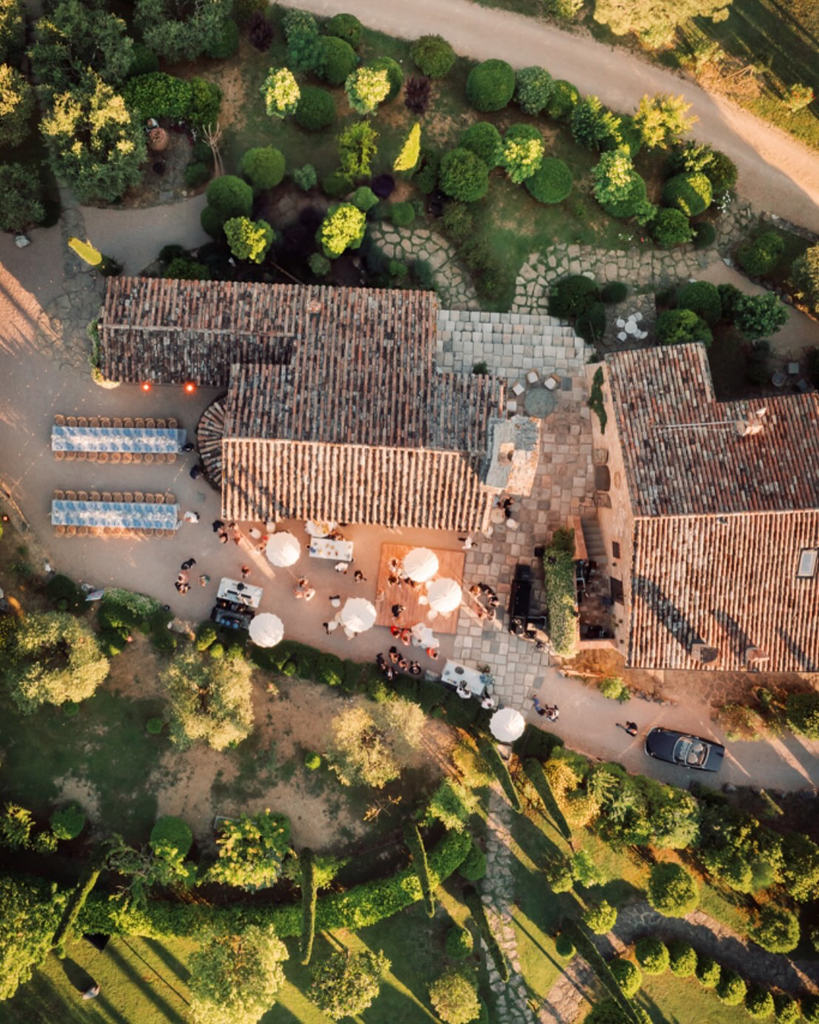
[
  {"x1": 629, "y1": 512, "x2": 819, "y2": 671},
  {"x1": 221, "y1": 440, "x2": 494, "y2": 532},
  {"x1": 606, "y1": 344, "x2": 819, "y2": 516},
  {"x1": 224, "y1": 363, "x2": 502, "y2": 452}
]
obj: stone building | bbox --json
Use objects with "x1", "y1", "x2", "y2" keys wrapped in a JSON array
[
  {"x1": 586, "y1": 343, "x2": 819, "y2": 672},
  {"x1": 98, "y1": 278, "x2": 542, "y2": 533}
]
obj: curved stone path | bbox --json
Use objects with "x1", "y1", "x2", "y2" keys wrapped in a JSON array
[{"x1": 541, "y1": 901, "x2": 819, "y2": 1024}]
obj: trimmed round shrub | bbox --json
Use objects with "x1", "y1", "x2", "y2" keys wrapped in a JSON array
[
  {"x1": 575, "y1": 302, "x2": 606, "y2": 343},
  {"x1": 610, "y1": 958, "x2": 642, "y2": 998},
  {"x1": 460, "y1": 121, "x2": 502, "y2": 168},
  {"x1": 204, "y1": 18, "x2": 240, "y2": 59},
  {"x1": 717, "y1": 970, "x2": 747, "y2": 1006},
  {"x1": 146, "y1": 717, "x2": 164, "y2": 735},
  {"x1": 50, "y1": 803, "x2": 86, "y2": 841},
  {"x1": 651, "y1": 207, "x2": 692, "y2": 249},
  {"x1": 206, "y1": 175, "x2": 252, "y2": 222},
  {"x1": 634, "y1": 937, "x2": 669, "y2": 975},
  {"x1": 410, "y1": 34, "x2": 455, "y2": 78},
  {"x1": 459, "y1": 840, "x2": 487, "y2": 881},
  {"x1": 663, "y1": 172, "x2": 713, "y2": 216},
  {"x1": 499, "y1": 123, "x2": 544, "y2": 183},
  {"x1": 200, "y1": 205, "x2": 225, "y2": 238},
  {"x1": 442, "y1": 202, "x2": 473, "y2": 242},
  {"x1": 773, "y1": 994, "x2": 801, "y2": 1024},
  {"x1": 439, "y1": 147, "x2": 490, "y2": 202},
  {"x1": 705, "y1": 150, "x2": 738, "y2": 193},
  {"x1": 545, "y1": 857, "x2": 574, "y2": 893},
  {"x1": 678, "y1": 280, "x2": 722, "y2": 325},
  {"x1": 326, "y1": 13, "x2": 362, "y2": 47},
  {"x1": 369, "y1": 56, "x2": 403, "y2": 100},
  {"x1": 322, "y1": 171, "x2": 352, "y2": 199},
  {"x1": 164, "y1": 256, "x2": 209, "y2": 280},
  {"x1": 601, "y1": 281, "x2": 628, "y2": 304},
  {"x1": 185, "y1": 162, "x2": 211, "y2": 188},
  {"x1": 746, "y1": 987, "x2": 775, "y2": 1019},
  {"x1": 667, "y1": 940, "x2": 697, "y2": 978},
  {"x1": 195, "y1": 622, "x2": 217, "y2": 651},
  {"x1": 390, "y1": 201, "x2": 415, "y2": 227},
  {"x1": 656, "y1": 308, "x2": 712, "y2": 347},
  {"x1": 295, "y1": 86, "x2": 336, "y2": 131},
  {"x1": 309, "y1": 253, "x2": 330, "y2": 277},
  {"x1": 525, "y1": 158, "x2": 573, "y2": 204},
  {"x1": 696, "y1": 955, "x2": 721, "y2": 988},
  {"x1": 737, "y1": 231, "x2": 785, "y2": 276},
  {"x1": 240, "y1": 146, "x2": 286, "y2": 192},
  {"x1": 45, "y1": 574, "x2": 84, "y2": 612},
  {"x1": 749, "y1": 905, "x2": 800, "y2": 953},
  {"x1": 466, "y1": 58, "x2": 515, "y2": 113},
  {"x1": 515, "y1": 65, "x2": 552, "y2": 116},
  {"x1": 209, "y1": 642, "x2": 225, "y2": 660},
  {"x1": 445, "y1": 925, "x2": 474, "y2": 959},
  {"x1": 583, "y1": 900, "x2": 617, "y2": 935},
  {"x1": 352, "y1": 186, "x2": 378, "y2": 212},
  {"x1": 555, "y1": 933, "x2": 575, "y2": 959},
  {"x1": 546, "y1": 79, "x2": 579, "y2": 121},
  {"x1": 304, "y1": 752, "x2": 321, "y2": 770},
  {"x1": 318, "y1": 36, "x2": 357, "y2": 86},
  {"x1": 693, "y1": 221, "x2": 716, "y2": 249},
  {"x1": 548, "y1": 275, "x2": 598, "y2": 318},
  {"x1": 647, "y1": 863, "x2": 699, "y2": 917},
  {"x1": 149, "y1": 815, "x2": 193, "y2": 857}
]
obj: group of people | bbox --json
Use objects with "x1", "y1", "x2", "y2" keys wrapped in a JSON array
[
  {"x1": 454, "y1": 680, "x2": 497, "y2": 709},
  {"x1": 212, "y1": 519, "x2": 244, "y2": 546},
  {"x1": 468, "y1": 582, "x2": 499, "y2": 622},
  {"x1": 293, "y1": 576, "x2": 316, "y2": 602},
  {"x1": 375, "y1": 648, "x2": 425, "y2": 680},
  {"x1": 174, "y1": 557, "x2": 209, "y2": 594}
]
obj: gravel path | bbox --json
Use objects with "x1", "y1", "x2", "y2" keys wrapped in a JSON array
[{"x1": 279, "y1": 0, "x2": 819, "y2": 233}]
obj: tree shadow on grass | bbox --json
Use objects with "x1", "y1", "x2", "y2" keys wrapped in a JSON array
[
  {"x1": 141, "y1": 938, "x2": 190, "y2": 985},
  {"x1": 103, "y1": 944, "x2": 187, "y2": 1024},
  {"x1": 59, "y1": 957, "x2": 95, "y2": 994}
]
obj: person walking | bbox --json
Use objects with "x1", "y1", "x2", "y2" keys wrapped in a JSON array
[
  {"x1": 353, "y1": 570, "x2": 366, "y2": 583},
  {"x1": 82, "y1": 983, "x2": 101, "y2": 1001},
  {"x1": 545, "y1": 705, "x2": 560, "y2": 722},
  {"x1": 183, "y1": 510, "x2": 200, "y2": 523},
  {"x1": 212, "y1": 519, "x2": 225, "y2": 533},
  {"x1": 391, "y1": 603, "x2": 405, "y2": 620},
  {"x1": 241, "y1": 565, "x2": 251, "y2": 580},
  {"x1": 181, "y1": 558, "x2": 196, "y2": 570},
  {"x1": 198, "y1": 574, "x2": 210, "y2": 587},
  {"x1": 531, "y1": 695, "x2": 547, "y2": 717},
  {"x1": 618, "y1": 721, "x2": 639, "y2": 736}
]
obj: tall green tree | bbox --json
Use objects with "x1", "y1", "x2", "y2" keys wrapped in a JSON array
[
  {"x1": 0, "y1": 162, "x2": 44, "y2": 231},
  {"x1": 188, "y1": 926, "x2": 288, "y2": 1024},
  {"x1": 30, "y1": 0, "x2": 133, "y2": 94},
  {"x1": 0, "y1": 875, "x2": 68, "y2": 1001},
  {"x1": 0, "y1": 64, "x2": 33, "y2": 147},
  {"x1": 41, "y1": 73, "x2": 145, "y2": 203},
  {"x1": 571, "y1": 95, "x2": 621, "y2": 151},
  {"x1": 0, "y1": 0, "x2": 25, "y2": 65},
  {"x1": 6, "y1": 611, "x2": 110, "y2": 713},
  {"x1": 326, "y1": 698, "x2": 424, "y2": 787},
  {"x1": 135, "y1": 0, "x2": 233, "y2": 64},
  {"x1": 206, "y1": 811, "x2": 291, "y2": 889},
  {"x1": 594, "y1": 0, "x2": 732, "y2": 48},
  {"x1": 310, "y1": 949, "x2": 390, "y2": 1020},
  {"x1": 162, "y1": 646, "x2": 254, "y2": 751}
]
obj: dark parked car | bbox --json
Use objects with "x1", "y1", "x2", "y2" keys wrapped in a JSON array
[{"x1": 645, "y1": 727, "x2": 725, "y2": 772}]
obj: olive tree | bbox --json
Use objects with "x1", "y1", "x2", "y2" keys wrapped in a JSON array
[
  {"x1": 206, "y1": 811, "x2": 291, "y2": 889},
  {"x1": 327, "y1": 698, "x2": 425, "y2": 788},
  {"x1": 7, "y1": 612, "x2": 110, "y2": 713},
  {"x1": 162, "y1": 647, "x2": 254, "y2": 751},
  {"x1": 428, "y1": 967, "x2": 481, "y2": 1024},
  {"x1": 188, "y1": 926, "x2": 288, "y2": 1024},
  {"x1": 310, "y1": 949, "x2": 390, "y2": 1020}
]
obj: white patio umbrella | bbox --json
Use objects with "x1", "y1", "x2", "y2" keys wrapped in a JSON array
[
  {"x1": 402, "y1": 547, "x2": 439, "y2": 583},
  {"x1": 305, "y1": 518, "x2": 336, "y2": 538},
  {"x1": 490, "y1": 707, "x2": 526, "y2": 743},
  {"x1": 426, "y1": 577, "x2": 462, "y2": 614},
  {"x1": 265, "y1": 531, "x2": 300, "y2": 567},
  {"x1": 249, "y1": 613, "x2": 284, "y2": 648},
  {"x1": 339, "y1": 597, "x2": 377, "y2": 634}
]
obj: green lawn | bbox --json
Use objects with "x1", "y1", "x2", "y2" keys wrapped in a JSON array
[{"x1": 634, "y1": 970, "x2": 756, "y2": 1023}]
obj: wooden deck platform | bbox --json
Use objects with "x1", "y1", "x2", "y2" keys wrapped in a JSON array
[{"x1": 375, "y1": 542, "x2": 465, "y2": 635}]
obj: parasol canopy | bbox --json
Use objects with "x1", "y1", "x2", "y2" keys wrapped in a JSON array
[
  {"x1": 249, "y1": 613, "x2": 284, "y2": 648},
  {"x1": 339, "y1": 597, "x2": 377, "y2": 634},
  {"x1": 402, "y1": 547, "x2": 439, "y2": 583},
  {"x1": 265, "y1": 532, "x2": 300, "y2": 567},
  {"x1": 426, "y1": 577, "x2": 462, "y2": 614},
  {"x1": 490, "y1": 707, "x2": 525, "y2": 743},
  {"x1": 305, "y1": 518, "x2": 336, "y2": 538}
]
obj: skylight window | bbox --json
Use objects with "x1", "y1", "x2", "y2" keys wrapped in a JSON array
[{"x1": 797, "y1": 549, "x2": 818, "y2": 579}]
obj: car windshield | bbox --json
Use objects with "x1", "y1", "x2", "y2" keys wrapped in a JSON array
[{"x1": 673, "y1": 736, "x2": 708, "y2": 767}]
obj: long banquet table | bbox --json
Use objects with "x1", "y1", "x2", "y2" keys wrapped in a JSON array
[
  {"x1": 51, "y1": 425, "x2": 187, "y2": 454},
  {"x1": 50, "y1": 499, "x2": 180, "y2": 531}
]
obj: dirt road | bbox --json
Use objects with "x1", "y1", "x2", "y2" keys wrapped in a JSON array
[{"x1": 281, "y1": 0, "x2": 819, "y2": 233}]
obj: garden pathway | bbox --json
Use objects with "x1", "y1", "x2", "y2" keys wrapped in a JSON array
[
  {"x1": 541, "y1": 900, "x2": 819, "y2": 1023},
  {"x1": 278, "y1": 0, "x2": 819, "y2": 233},
  {"x1": 482, "y1": 790, "x2": 540, "y2": 1023},
  {"x1": 368, "y1": 223, "x2": 480, "y2": 309}
]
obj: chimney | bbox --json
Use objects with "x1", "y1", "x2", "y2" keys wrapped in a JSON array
[
  {"x1": 745, "y1": 646, "x2": 770, "y2": 666},
  {"x1": 691, "y1": 643, "x2": 719, "y2": 664}
]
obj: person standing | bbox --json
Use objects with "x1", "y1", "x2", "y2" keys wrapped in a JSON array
[
  {"x1": 181, "y1": 558, "x2": 196, "y2": 570},
  {"x1": 619, "y1": 721, "x2": 638, "y2": 736},
  {"x1": 531, "y1": 695, "x2": 547, "y2": 717},
  {"x1": 353, "y1": 570, "x2": 366, "y2": 583}
]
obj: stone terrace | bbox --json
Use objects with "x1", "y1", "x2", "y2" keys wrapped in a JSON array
[{"x1": 439, "y1": 311, "x2": 597, "y2": 708}]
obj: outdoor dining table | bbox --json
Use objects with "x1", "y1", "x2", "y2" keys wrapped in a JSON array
[
  {"x1": 308, "y1": 537, "x2": 354, "y2": 562},
  {"x1": 51, "y1": 425, "x2": 187, "y2": 454},
  {"x1": 50, "y1": 500, "x2": 180, "y2": 531},
  {"x1": 440, "y1": 660, "x2": 490, "y2": 697}
]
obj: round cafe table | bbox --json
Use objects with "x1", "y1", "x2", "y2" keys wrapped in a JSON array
[{"x1": 625, "y1": 321, "x2": 638, "y2": 335}]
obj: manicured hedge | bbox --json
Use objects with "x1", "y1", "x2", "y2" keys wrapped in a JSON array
[
  {"x1": 299, "y1": 848, "x2": 317, "y2": 965},
  {"x1": 295, "y1": 86, "x2": 336, "y2": 131},
  {"x1": 525, "y1": 157, "x2": 572, "y2": 205},
  {"x1": 460, "y1": 121, "x2": 502, "y2": 168},
  {"x1": 64, "y1": 829, "x2": 472, "y2": 938},
  {"x1": 478, "y1": 739, "x2": 522, "y2": 813},
  {"x1": 662, "y1": 172, "x2": 712, "y2": 217},
  {"x1": 123, "y1": 72, "x2": 221, "y2": 128},
  {"x1": 524, "y1": 758, "x2": 572, "y2": 840},
  {"x1": 542, "y1": 540, "x2": 577, "y2": 657},
  {"x1": 403, "y1": 821, "x2": 435, "y2": 917},
  {"x1": 410, "y1": 34, "x2": 455, "y2": 78},
  {"x1": 463, "y1": 885, "x2": 509, "y2": 982},
  {"x1": 466, "y1": 59, "x2": 515, "y2": 112}
]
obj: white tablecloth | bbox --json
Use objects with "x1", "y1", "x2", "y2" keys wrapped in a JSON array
[
  {"x1": 308, "y1": 538, "x2": 354, "y2": 562},
  {"x1": 441, "y1": 660, "x2": 487, "y2": 696}
]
